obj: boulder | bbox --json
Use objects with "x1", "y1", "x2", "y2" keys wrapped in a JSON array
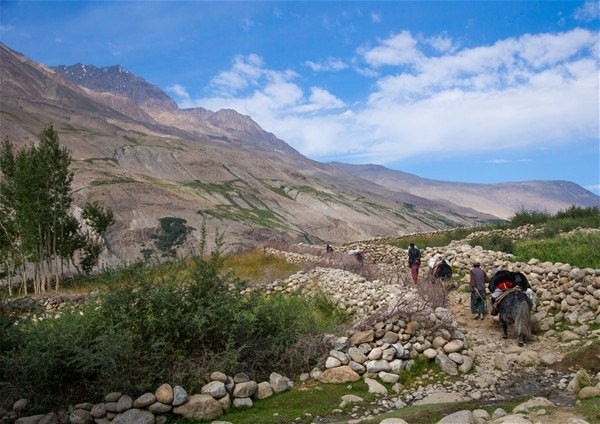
[
  {"x1": 172, "y1": 386, "x2": 188, "y2": 406},
  {"x1": 269, "y1": 372, "x2": 292, "y2": 393},
  {"x1": 578, "y1": 386, "x2": 600, "y2": 399},
  {"x1": 437, "y1": 410, "x2": 474, "y2": 424},
  {"x1": 254, "y1": 382, "x2": 273, "y2": 400},
  {"x1": 111, "y1": 409, "x2": 154, "y2": 424},
  {"x1": 154, "y1": 384, "x2": 173, "y2": 404},
  {"x1": 319, "y1": 365, "x2": 360, "y2": 383},
  {"x1": 350, "y1": 329, "x2": 374, "y2": 345},
  {"x1": 90, "y1": 404, "x2": 107, "y2": 419},
  {"x1": 364, "y1": 378, "x2": 387, "y2": 395},
  {"x1": 435, "y1": 352, "x2": 458, "y2": 376},
  {"x1": 513, "y1": 397, "x2": 554, "y2": 413},
  {"x1": 233, "y1": 381, "x2": 258, "y2": 398},
  {"x1": 68, "y1": 410, "x2": 93, "y2": 424},
  {"x1": 201, "y1": 381, "x2": 227, "y2": 399},
  {"x1": 147, "y1": 402, "x2": 171, "y2": 414},
  {"x1": 232, "y1": 398, "x2": 252, "y2": 408},
  {"x1": 116, "y1": 395, "x2": 133, "y2": 413},
  {"x1": 173, "y1": 394, "x2": 223, "y2": 421},
  {"x1": 15, "y1": 415, "x2": 46, "y2": 424},
  {"x1": 133, "y1": 394, "x2": 155, "y2": 409}
]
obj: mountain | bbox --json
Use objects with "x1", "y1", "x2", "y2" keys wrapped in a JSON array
[
  {"x1": 1, "y1": 42, "x2": 596, "y2": 262},
  {"x1": 333, "y1": 163, "x2": 599, "y2": 220}
]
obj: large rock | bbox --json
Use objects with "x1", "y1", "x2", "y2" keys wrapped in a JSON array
[
  {"x1": 365, "y1": 359, "x2": 392, "y2": 373},
  {"x1": 513, "y1": 397, "x2": 554, "y2": 413},
  {"x1": 437, "y1": 410, "x2": 474, "y2": 424},
  {"x1": 269, "y1": 372, "x2": 292, "y2": 393},
  {"x1": 579, "y1": 386, "x2": 600, "y2": 399},
  {"x1": 154, "y1": 384, "x2": 173, "y2": 405},
  {"x1": 348, "y1": 347, "x2": 368, "y2": 364},
  {"x1": 350, "y1": 330, "x2": 374, "y2": 345},
  {"x1": 111, "y1": 409, "x2": 155, "y2": 424},
  {"x1": 443, "y1": 340, "x2": 464, "y2": 353},
  {"x1": 69, "y1": 410, "x2": 93, "y2": 424},
  {"x1": 319, "y1": 365, "x2": 360, "y2": 383},
  {"x1": 133, "y1": 394, "x2": 155, "y2": 409},
  {"x1": 201, "y1": 381, "x2": 227, "y2": 399},
  {"x1": 15, "y1": 415, "x2": 46, "y2": 424},
  {"x1": 90, "y1": 404, "x2": 107, "y2": 419},
  {"x1": 255, "y1": 382, "x2": 274, "y2": 400},
  {"x1": 172, "y1": 386, "x2": 188, "y2": 406},
  {"x1": 173, "y1": 395, "x2": 223, "y2": 421},
  {"x1": 147, "y1": 403, "x2": 171, "y2": 414},
  {"x1": 364, "y1": 378, "x2": 387, "y2": 395},
  {"x1": 233, "y1": 381, "x2": 258, "y2": 398},
  {"x1": 435, "y1": 352, "x2": 458, "y2": 376},
  {"x1": 116, "y1": 395, "x2": 133, "y2": 412},
  {"x1": 413, "y1": 392, "x2": 467, "y2": 406}
]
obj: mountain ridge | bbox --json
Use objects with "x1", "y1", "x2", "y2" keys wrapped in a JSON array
[{"x1": 1, "y1": 42, "x2": 597, "y2": 261}]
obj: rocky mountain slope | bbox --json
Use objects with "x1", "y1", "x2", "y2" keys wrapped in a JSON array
[
  {"x1": 334, "y1": 163, "x2": 599, "y2": 220},
  {"x1": 1, "y1": 42, "x2": 597, "y2": 262}
]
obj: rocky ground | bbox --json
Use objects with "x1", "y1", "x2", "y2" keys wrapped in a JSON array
[
  {"x1": 3, "y1": 227, "x2": 599, "y2": 424},
  {"x1": 258, "y1": 233, "x2": 600, "y2": 424}
]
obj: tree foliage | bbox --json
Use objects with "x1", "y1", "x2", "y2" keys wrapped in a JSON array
[{"x1": 0, "y1": 126, "x2": 115, "y2": 292}]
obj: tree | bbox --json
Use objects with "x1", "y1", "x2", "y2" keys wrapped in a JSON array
[
  {"x1": 0, "y1": 127, "x2": 115, "y2": 292},
  {"x1": 80, "y1": 201, "x2": 115, "y2": 273}
]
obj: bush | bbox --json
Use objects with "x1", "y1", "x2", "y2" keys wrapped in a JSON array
[
  {"x1": 469, "y1": 233, "x2": 515, "y2": 254},
  {"x1": 514, "y1": 232, "x2": 600, "y2": 269},
  {"x1": 0, "y1": 249, "x2": 349, "y2": 410},
  {"x1": 508, "y1": 208, "x2": 550, "y2": 227}
]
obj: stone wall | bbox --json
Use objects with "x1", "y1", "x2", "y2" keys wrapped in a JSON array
[{"x1": 2, "y1": 373, "x2": 292, "y2": 424}]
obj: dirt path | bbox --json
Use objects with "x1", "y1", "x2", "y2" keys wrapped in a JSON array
[{"x1": 447, "y1": 289, "x2": 593, "y2": 423}]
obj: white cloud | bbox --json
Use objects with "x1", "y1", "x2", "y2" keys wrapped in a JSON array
[
  {"x1": 305, "y1": 57, "x2": 348, "y2": 72},
  {"x1": 371, "y1": 12, "x2": 382, "y2": 23},
  {"x1": 423, "y1": 33, "x2": 457, "y2": 53},
  {"x1": 178, "y1": 29, "x2": 598, "y2": 165},
  {"x1": 486, "y1": 159, "x2": 511, "y2": 164},
  {"x1": 361, "y1": 30, "x2": 423, "y2": 67},
  {"x1": 574, "y1": 1, "x2": 600, "y2": 21},
  {"x1": 167, "y1": 84, "x2": 191, "y2": 101}
]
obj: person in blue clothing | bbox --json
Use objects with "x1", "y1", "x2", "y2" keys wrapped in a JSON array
[{"x1": 470, "y1": 261, "x2": 488, "y2": 320}]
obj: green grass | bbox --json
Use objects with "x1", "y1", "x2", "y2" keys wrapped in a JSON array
[
  {"x1": 513, "y1": 232, "x2": 600, "y2": 268},
  {"x1": 191, "y1": 380, "x2": 375, "y2": 424},
  {"x1": 223, "y1": 250, "x2": 301, "y2": 284},
  {"x1": 386, "y1": 226, "x2": 491, "y2": 249},
  {"x1": 577, "y1": 397, "x2": 600, "y2": 423}
]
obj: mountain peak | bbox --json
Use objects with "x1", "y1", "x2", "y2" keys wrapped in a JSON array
[{"x1": 51, "y1": 63, "x2": 177, "y2": 110}]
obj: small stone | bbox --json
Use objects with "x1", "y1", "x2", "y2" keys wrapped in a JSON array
[{"x1": 155, "y1": 384, "x2": 173, "y2": 404}]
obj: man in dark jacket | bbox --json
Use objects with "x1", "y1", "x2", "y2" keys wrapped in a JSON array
[{"x1": 408, "y1": 243, "x2": 421, "y2": 284}]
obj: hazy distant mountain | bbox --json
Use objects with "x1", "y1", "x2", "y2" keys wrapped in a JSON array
[
  {"x1": 334, "y1": 163, "x2": 599, "y2": 219},
  {"x1": 1, "y1": 42, "x2": 596, "y2": 261}
]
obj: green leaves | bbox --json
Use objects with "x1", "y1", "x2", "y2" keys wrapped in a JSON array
[{"x1": 0, "y1": 127, "x2": 115, "y2": 288}]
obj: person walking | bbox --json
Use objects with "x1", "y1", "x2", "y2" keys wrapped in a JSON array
[
  {"x1": 407, "y1": 243, "x2": 421, "y2": 284},
  {"x1": 470, "y1": 261, "x2": 488, "y2": 319}
]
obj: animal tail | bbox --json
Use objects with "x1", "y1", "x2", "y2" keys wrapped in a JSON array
[{"x1": 514, "y1": 300, "x2": 531, "y2": 341}]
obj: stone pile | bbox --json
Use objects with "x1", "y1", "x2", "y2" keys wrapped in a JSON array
[
  {"x1": 4, "y1": 373, "x2": 292, "y2": 424},
  {"x1": 315, "y1": 314, "x2": 473, "y2": 387}
]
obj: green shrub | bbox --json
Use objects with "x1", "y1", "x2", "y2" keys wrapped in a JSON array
[
  {"x1": 508, "y1": 208, "x2": 550, "y2": 227},
  {"x1": 0, "y1": 250, "x2": 349, "y2": 410},
  {"x1": 514, "y1": 232, "x2": 600, "y2": 269},
  {"x1": 469, "y1": 233, "x2": 515, "y2": 253}
]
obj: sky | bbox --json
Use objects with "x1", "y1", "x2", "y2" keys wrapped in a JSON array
[{"x1": 1, "y1": 1, "x2": 599, "y2": 196}]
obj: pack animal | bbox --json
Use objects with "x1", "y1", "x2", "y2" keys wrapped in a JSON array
[{"x1": 497, "y1": 290, "x2": 533, "y2": 346}]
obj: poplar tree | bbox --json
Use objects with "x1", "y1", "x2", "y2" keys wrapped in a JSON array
[{"x1": 0, "y1": 126, "x2": 114, "y2": 293}]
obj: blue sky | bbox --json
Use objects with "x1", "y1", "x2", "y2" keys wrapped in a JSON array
[{"x1": 1, "y1": 1, "x2": 599, "y2": 195}]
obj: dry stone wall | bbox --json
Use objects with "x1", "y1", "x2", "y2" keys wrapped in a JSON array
[{"x1": 3, "y1": 373, "x2": 292, "y2": 424}]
